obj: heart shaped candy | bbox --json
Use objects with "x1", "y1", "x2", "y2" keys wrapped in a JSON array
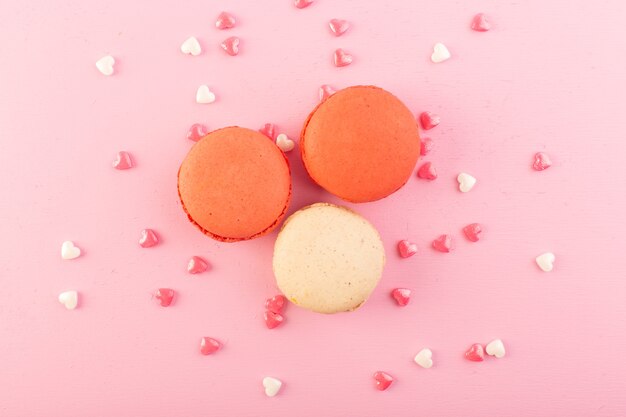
[
  {"x1": 215, "y1": 12, "x2": 236, "y2": 29},
  {"x1": 329, "y1": 19, "x2": 349, "y2": 36},
  {"x1": 373, "y1": 371, "x2": 394, "y2": 391},
  {"x1": 417, "y1": 162, "x2": 437, "y2": 180},
  {"x1": 139, "y1": 229, "x2": 159, "y2": 248},
  {"x1": 196, "y1": 85, "x2": 216, "y2": 104},
  {"x1": 155, "y1": 288, "x2": 175, "y2": 307},
  {"x1": 486, "y1": 339, "x2": 506, "y2": 358},
  {"x1": 263, "y1": 377, "x2": 283, "y2": 397},
  {"x1": 391, "y1": 288, "x2": 411, "y2": 306},
  {"x1": 457, "y1": 173, "x2": 477, "y2": 193},
  {"x1": 465, "y1": 343, "x2": 485, "y2": 361},
  {"x1": 221, "y1": 36, "x2": 240, "y2": 56},
  {"x1": 471, "y1": 13, "x2": 491, "y2": 32},
  {"x1": 431, "y1": 43, "x2": 451, "y2": 63},
  {"x1": 536, "y1": 252, "x2": 555, "y2": 272},
  {"x1": 432, "y1": 234, "x2": 453, "y2": 253},
  {"x1": 333, "y1": 49, "x2": 353, "y2": 67},
  {"x1": 397, "y1": 240, "x2": 418, "y2": 258},
  {"x1": 112, "y1": 151, "x2": 133, "y2": 170},
  {"x1": 414, "y1": 348, "x2": 433, "y2": 369},
  {"x1": 61, "y1": 241, "x2": 81, "y2": 260},
  {"x1": 463, "y1": 223, "x2": 482, "y2": 242},
  {"x1": 276, "y1": 134, "x2": 295, "y2": 152},
  {"x1": 200, "y1": 337, "x2": 221, "y2": 355},
  {"x1": 58, "y1": 290, "x2": 78, "y2": 310},
  {"x1": 96, "y1": 55, "x2": 115, "y2": 76},
  {"x1": 187, "y1": 256, "x2": 210, "y2": 274},
  {"x1": 181, "y1": 36, "x2": 201, "y2": 56}
]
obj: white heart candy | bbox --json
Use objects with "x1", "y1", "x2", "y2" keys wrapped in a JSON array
[
  {"x1": 414, "y1": 348, "x2": 433, "y2": 369},
  {"x1": 431, "y1": 43, "x2": 451, "y2": 63},
  {"x1": 276, "y1": 133, "x2": 295, "y2": 152},
  {"x1": 95, "y1": 55, "x2": 115, "y2": 76},
  {"x1": 196, "y1": 85, "x2": 216, "y2": 104},
  {"x1": 536, "y1": 252, "x2": 555, "y2": 272},
  {"x1": 262, "y1": 376, "x2": 282, "y2": 397},
  {"x1": 457, "y1": 173, "x2": 477, "y2": 192},
  {"x1": 181, "y1": 36, "x2": 202, "y2": 56},
  {"x1": 58, "y1": 290, "x2": 78, "y2": 310},
  {"x1": 61, "y1": 241, "x2": 81, "y2": 260},
  {"x1": 486, "y1": 339, "x2": 506, "y2": 358}
]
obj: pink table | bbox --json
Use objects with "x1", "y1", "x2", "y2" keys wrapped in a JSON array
[{"x1": 1, "y1": 0, "x2": 625, "y2": 415}]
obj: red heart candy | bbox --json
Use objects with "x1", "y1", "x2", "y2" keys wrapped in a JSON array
[
  {"x1": 417, "y1": 162, "x2": 437, "y2": 180},
  {"x1": 533, "y1": 152, "x2": 552, "y2": 171},
  {"x1": 259, "y1": 123, "x2": 277, "y2": 140},
  {"x1": 319, "y1": 84, "x2": 337, "y2": 102},
  {"x1": 265, "y1": 295, "x2": 286, "y2": 313},
  {"x1": 112, "y1": 151, "x2": 133, "y2": 170},
  {"x1": 264, "y1": 310, "x2": 284, "y2": 329},
  {"x1": 373, "y1": 371, "x2": 394, "y2": 391},
  {"x1": 465, "y1": 343, "x2": 485, "y2": 361},
  {"x1": 139, "y1": 229, "x2": 159, "y2": 248},
  {"x1": 391, "y1": 288, "x2": 411, "y2": 306},
  {"x1": 463, "y1": 223, "x2": 482, "y2": 242},
  {"x1": 221, "y1": 36, "x2": 240, "y2": 56},
  {"x1": 215, "y1": 12, "x2": 236, "y2": 30},
  {"x1": 200, "y1": 337, "x2": 221, "y2": 355},
  {"x1": 187, "y1": 123, "x2": 209, "y2": 142},
  {"x1": 187, "y1": 256, "x2": 210, "y2": 274},
  {"x1": 471, "y1": 13, "x2": 491, "y2": 32},
  {"x1": 155, "y1": 288, "x2": 175, "y2": 307},
  {"x1": 329, "y1": 19, "x2": 349, "y2": 36},
  {"x1": 294, "y1": 0, "x2": 314, "y2": 9},
  {"x1": 333, "y1": 49, "x2": 353, "y2": 67},
  {"x1": 397, "y1": 240, "x2": 418, "y2": 258},
  {"x1": 420, "y1": 137, "x2": 434, "y2": 156},
  {"x1": 420, "y1": 111, "x2": 440, "y2": 130},
  {"x1": 432, "y1": 234, "x2": 452, "y2": 253}
]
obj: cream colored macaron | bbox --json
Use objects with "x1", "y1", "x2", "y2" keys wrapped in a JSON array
[{"x1": 273, "y1": 203, "x2": 386, "y2": 314}]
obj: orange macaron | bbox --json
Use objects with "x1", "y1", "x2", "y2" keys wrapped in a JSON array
[
  {"x1": 300, "y1": 86, "x2": 421, "y2": 203},
  {"x1": 178, "y1": 127, "x2": 291, "y2": 242}
]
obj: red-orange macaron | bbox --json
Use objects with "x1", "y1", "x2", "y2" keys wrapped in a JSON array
[
  {"x1": 178, "y1": 126, "x2": 291, "y2": 242},
  {"x1": 300, "y1": 86, "x2": 421, "y2": 203}
]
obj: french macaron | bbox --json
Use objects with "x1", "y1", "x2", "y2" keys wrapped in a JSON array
[
  {"x1": 273, "y1": 203, "x2": 385, "y2": 314},
  {"x1": 300, "y1": 85, "x2": 421, "y2": 203},
  {"x1": 178, "y1": 126, "x2": 291, "y2": 242}
]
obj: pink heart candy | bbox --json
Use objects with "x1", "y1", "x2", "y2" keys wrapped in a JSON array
[
  {"x1": 186, "y1": 123, "x2": 209, "y2": 142},
  {"x1": 432, "y1": 234, "x2": 452, "y2": 253},
  {"x1": 319, "y1": 84, "x2": 337, "y2": 102},
  {"x1": 397, "y1": 240, "x2": 418, "y2": 258},
  {"x1": 112, "y1": 151, "x2": 133, "y2": 170},
  {"x1": 265, "y1": 295, "x2": 286, "y2": 313},
  {"x1": 155, "y1": 288, "x2": 175, "y2": 307},
  {"x1": 420, "y1": 111, "x2": 440, "y2": 130},
  {"x1": 259, "y1": 123, "x2": 277, "y2": 140},
  {"x1": 139, "y1": 229, "x2": 159, "y2": 248},
  {"x1": 391, "y1": 288, "x2": 411, "y2": 306},
  {"x1": 294, "y1": 0, "x2": 314, "y2": 9},
  {"x1": 221, "y1": 36, "x2": 240, "y2": 56},
  {"x1": 215, "y1": 11, "x2": 236, "y2": 30},
  {"x1": 465, "y1": 343, "x2": 485, "y2": 361},
  {"x1": 471, "y1": 13, "x2": 491, "y2": 32},
  {"x1": 200, "y1": 337, "x2": 221, "y2": 355},
  {"x1": 533, "y1": 152, "x2": 552, "y2": 171},
  {"x1": 420, "y1": 137, "x2": 434, "y2": 156},
  {"x1": 264, "y1": 310, "x2": 285, "y2": 329},
  {"x1": 187, "y1": 256, "x2": 210, "y2": 274},
  {"x1": 333, "y1": 49, "x2": 353, "y2": 67},
  {"x1": 417, "y1": 162, "x2": 437, "y2": 180},
  {"x1": 463, "y1": 223, "x2": 482, "y2": 242},
  {"x1": 373, "y1": 371, "x2": 394, "y2": 391},
  {"x1": 329, "y1": 19, "x2": 350, "y2": 36}
]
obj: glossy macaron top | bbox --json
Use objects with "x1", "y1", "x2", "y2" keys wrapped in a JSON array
[
  {"x1": 301, "y1": 85, "x2": 421, "y2": 203},
  {"x1": 178, "y1": 126, "x2": 291, "y2": 242}
]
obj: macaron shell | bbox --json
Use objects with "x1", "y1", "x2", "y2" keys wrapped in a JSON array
[
  {"x1": 178, "y1": 127, "x2": 291, "y2": 242},
  {"x1": 273, "y1": 203, "x2": 385, "y2": 314},
  {"x1": 301, "y1": 85, "x2": 420, "y2": 203}
]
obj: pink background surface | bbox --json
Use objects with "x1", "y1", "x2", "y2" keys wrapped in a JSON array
[{"x1": 1, "y1": 0, "x2": 626, "y2": 415}]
